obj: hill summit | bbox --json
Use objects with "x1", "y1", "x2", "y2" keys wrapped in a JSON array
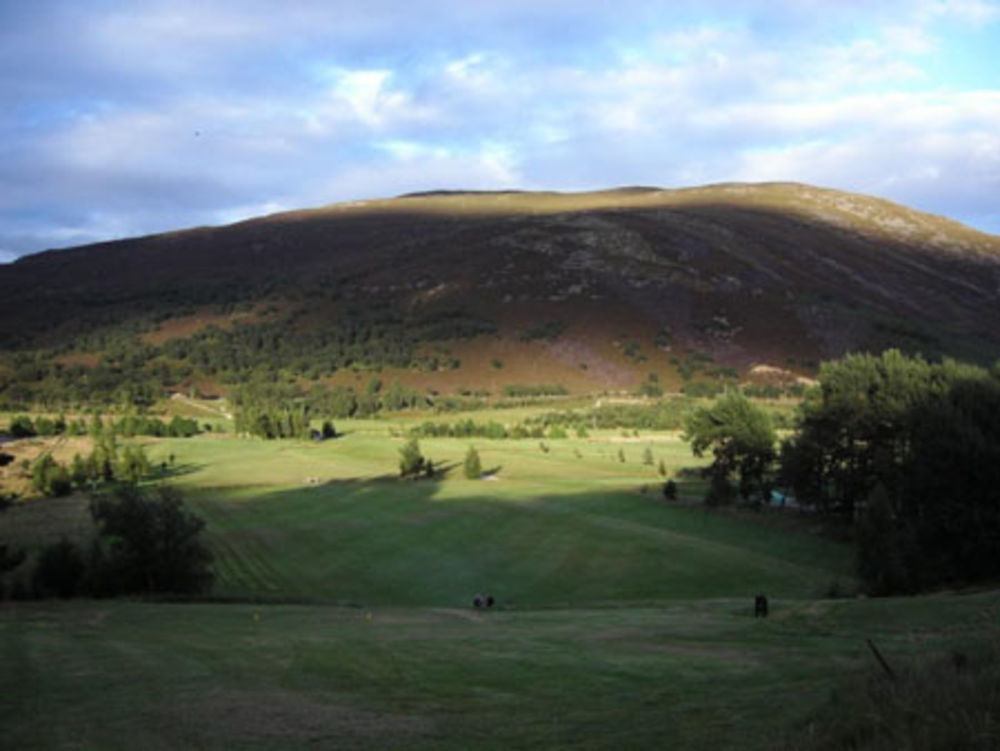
[{"x1": 2, "y1": 182, "x2": 999, "y2": 400}]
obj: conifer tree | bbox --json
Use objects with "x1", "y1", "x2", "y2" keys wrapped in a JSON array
[{"x1": 464, "y1": 446, "x2": 482, "y2": 479}]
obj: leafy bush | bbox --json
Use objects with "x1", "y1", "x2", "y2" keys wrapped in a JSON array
[
  {"x1": 681, "y1": 380, "x2": 725, "y2": 398},
  {"x1": 518, "y1": 320, "x2": 567, "y2": 342},
  {"x1": 8, "y1": 415, "x2": 36, "y2": 437}
]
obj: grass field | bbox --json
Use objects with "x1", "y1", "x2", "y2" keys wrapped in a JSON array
[
  {"x1": 2, "y1": 593, "x2": 996, "y2": 750},
  {"x1": 2, "y1": 411, "x2": 995, "y2": 749}
]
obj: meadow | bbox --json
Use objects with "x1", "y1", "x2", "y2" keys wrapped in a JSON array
[{"x1": 1, "y1": 409, "x2": 997, "y2": 749}]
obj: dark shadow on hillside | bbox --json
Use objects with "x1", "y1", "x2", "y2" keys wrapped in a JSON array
[{"x1": 2, "y1": 194, "x2": 999, "y2": 364}]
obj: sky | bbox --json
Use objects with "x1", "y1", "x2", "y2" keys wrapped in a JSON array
[{"x1": 2, "y1": 0, "x2": 999, "y2": 262}]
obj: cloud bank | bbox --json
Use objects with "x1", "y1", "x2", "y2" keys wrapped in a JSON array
[{"x1": 1, "y1": 0, "x2": 998, "y2": 259}]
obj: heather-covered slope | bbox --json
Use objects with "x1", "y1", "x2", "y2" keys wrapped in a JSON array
[{"x1": 2, "y1": 182, "x2": 998, "y2": 396}]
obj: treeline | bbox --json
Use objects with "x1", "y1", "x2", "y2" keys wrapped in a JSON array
[
  {"x1": 500, "y1": 384, "x2": 569, "y2": 398},
  {"x1": 0, "y1": 304, "x2": 498, "y2": 409},
  {"x1": 780, "y1": 351, "x2": 1000, "y2": 594},
  {"x1": 407, "y1": 419, "x2": 581, "y2": 440},
  {"x1": 230, "y1": 379, "x2": 431, "y2": 438},
  {"x1": 5, "y1": 413, "x2": 200, "y2": 439},
  {"x1": 25, "y1": 418, "x2": 161, "y2": 497},
  {"x1": 0, "y1": 347, "x2": 168, "y2": 410},
  {"x1": 684, "y1": 350, "x2": 1000, "y2": 595},
  {"x1": 525, "y1": 401, "x2": 694, "y2": 432}
]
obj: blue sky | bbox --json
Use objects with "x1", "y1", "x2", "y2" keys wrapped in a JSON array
[{"x1": 2, "y1": 0, "x2": 999, "y2": 261}]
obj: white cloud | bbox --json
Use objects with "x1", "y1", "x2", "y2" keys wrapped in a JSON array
[
  {"x1": 2, "y1": 0, "x2": 999, "y2": 257},
  {"x1": 924, "y1": 0, "x2": 1000, "y2": 24}
]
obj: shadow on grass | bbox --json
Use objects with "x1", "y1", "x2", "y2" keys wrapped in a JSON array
[
  {"x1": 195, "y1": 470, "x2": 856, "y2": 608},
  {"x1": 154, "y1": 462, "x2": 207, "y2": 481}
]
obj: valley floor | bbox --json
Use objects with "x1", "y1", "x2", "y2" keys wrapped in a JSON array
[{"x1": 2, "y1": 417, "x2": 994, "y2": 748}]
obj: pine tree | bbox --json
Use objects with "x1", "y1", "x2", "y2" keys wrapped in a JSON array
[
  {"x1": 464, "y1": 446, "x2": 482, "y2": 479},
  {"x1": 399, "y1": 438, "x2": 425, "y2": 478}
]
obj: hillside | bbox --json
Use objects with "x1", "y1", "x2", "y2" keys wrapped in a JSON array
[{"x1": 2, "y1": 182, "x2": 999, "y2": 401}]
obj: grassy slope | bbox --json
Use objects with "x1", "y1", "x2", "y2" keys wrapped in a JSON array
[
  {"x1": 157, "y1": 426, "x2": 848, "y2": 605},
  {"x1": 1, "y1": 423, "x2": 851, "y2": 605},
  {"x1": 2, "y1": 416, "x2": 993, "y2": 749}
]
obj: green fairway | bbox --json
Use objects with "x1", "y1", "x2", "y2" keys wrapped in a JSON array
[
  {"x1": 2, "y1": 415, "x2": 969, "y2": 750},
  {"x1": 2, "y1": 592, "x2": 997, "y2": 750},
  {"x1": 123, "y1": 427, "x2": 851, "y2": 606}
]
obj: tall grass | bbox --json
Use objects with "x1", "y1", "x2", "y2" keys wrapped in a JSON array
[{"x1": 787, "y1": 638, "x2": 1000, "y2": 750}]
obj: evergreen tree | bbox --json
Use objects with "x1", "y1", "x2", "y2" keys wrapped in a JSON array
[
  {"x1": 118, "y1": 444, "x2": 151, "y2": 485},
  {"x1": 70, "y1": 453, "x2": 88, "y2": 488},
  {"x1": 662, "y1": 479, "x2": 678, "y2": 501},
  {"x1": 464, "y1": 446, "x2": 482, "y2": 479},
  {"x1": 399, "y1": 437, "x2": 425, "y2": 478}
]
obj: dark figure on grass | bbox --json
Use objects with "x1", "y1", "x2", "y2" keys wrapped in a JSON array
[
  {"x1": 754, "y1": 594, "x2": 768, "y2": 618},
  {"x1": 473, "y1": 593, "x2": 495, "y2": 609}
]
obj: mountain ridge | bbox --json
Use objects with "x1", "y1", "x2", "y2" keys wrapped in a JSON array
[{"x1": 2, "y1": 182, "x2": 999, "y2": 401}]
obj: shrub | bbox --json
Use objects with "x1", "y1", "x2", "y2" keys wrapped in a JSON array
[
  {"x1": 663, "y1": 480, "x2": 678, "y2": 501},
  {"x1": 31, "y1": 455, "x2": 73, "y2": 497},
  {"x1": 8, "y1": 415, "x2": 36, "y2": 438}
]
